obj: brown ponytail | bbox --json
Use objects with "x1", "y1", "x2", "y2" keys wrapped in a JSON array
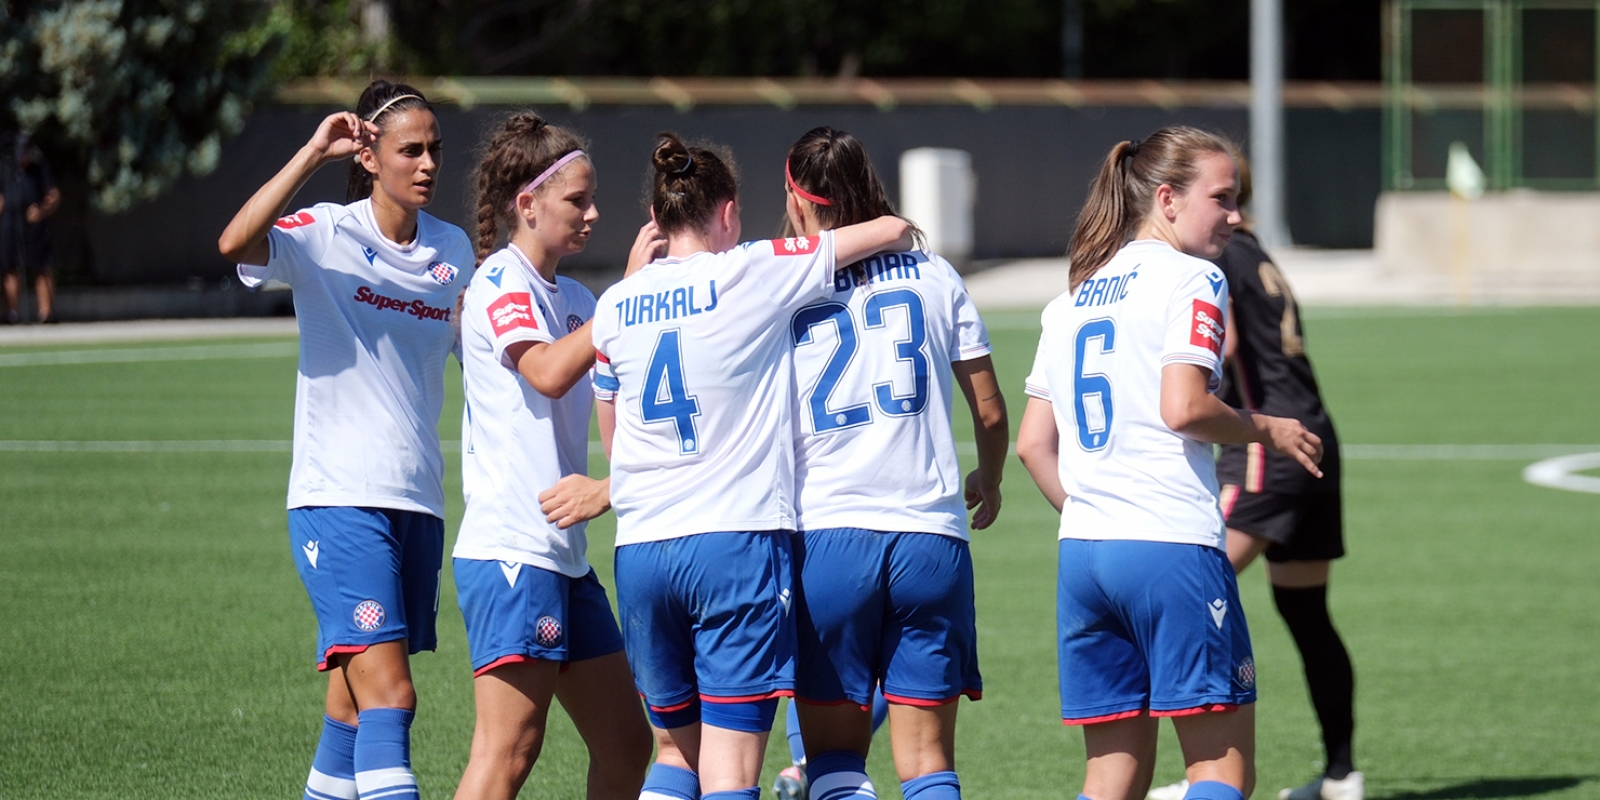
[
  {"x1": 469, "y1": 111, "x2": 588, "y2": 265},
  {"x1": 347, "y1": 80, "x2": 432, "y2": 203},
  {"x1": 648, "y1": 132, "x2": 738, "y2": 236},
  {"x1": 1066, "y1": 126, "x2": 1236, "y2": 291},
  {"x1": 782, "y1": 126, "x2": 925, "y2": 248}
]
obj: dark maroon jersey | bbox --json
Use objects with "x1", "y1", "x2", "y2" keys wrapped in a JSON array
[{"x1": 1214, "y1": 230, "x2": 1340, "y2": 494}]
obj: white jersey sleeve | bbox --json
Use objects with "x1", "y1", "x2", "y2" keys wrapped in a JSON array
[
  {"x1": 948, "y1": 263, "x2": 992, "y2": 362},
  {"x1": 237, "y1": 204, "x2": 340, "y2": 288},
  {"x1": 593, "y1": 232, "x2": 837, "y2": 545},
  {"x1": 1161, "y1": 266, "x2": 1229, "y2": 389},
  {"x1": 474, "y1": 251, "x2": 558, "y2": 369}
]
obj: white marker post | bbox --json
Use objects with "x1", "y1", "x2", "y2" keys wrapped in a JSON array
[
  {"x1": 1445, "y1": 141, "x2": 1486, "y2": 307},
  {"x1": 899, "y1": 148, "x2": 975, "y2": 267}
]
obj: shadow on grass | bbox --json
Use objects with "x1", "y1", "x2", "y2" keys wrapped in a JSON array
[{"x1": 1378, "y1": 776, "x2": 1595, "y2": 799}]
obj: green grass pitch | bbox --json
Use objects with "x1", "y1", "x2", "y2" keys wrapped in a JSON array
[{"x1": 2, "y1": 306, "x2": 1598, "y2": 799}]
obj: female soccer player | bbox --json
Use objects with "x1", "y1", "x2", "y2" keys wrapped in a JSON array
[
  {"x1": 1013, "y1": 126, "x2": 1322, "y2": 800},
  {"x1": 218, "y1": 81, "x2": 472, "y2": 800},
  {"x1": 590, "y1": 132, "x2": 911, "y2": 800},
  {"x1": 450, "y1": 111, "x2": 660, "y2": 800},
  {"x1": 778, "y1": 126, "x2": 1008, "y2": 800}
]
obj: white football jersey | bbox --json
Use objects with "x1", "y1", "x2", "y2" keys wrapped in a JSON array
[
  {"x1": 592, "y1": 233, "x2": 838, "y2": 546},
  {"x1": 454, "y1": 246, "x2": 598, "y2": 576},
  {"x1": 791, "y1": 251, "x2": 991, "y2": 538},
  {"x1": 238, "y1": 200, "x2": 474, "y2": 517},
  {"x1": 1023, "y1": 239, "x2": 1230, "y2": 548}
]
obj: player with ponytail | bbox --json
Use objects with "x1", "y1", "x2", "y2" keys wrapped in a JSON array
[
  {"x1": 1014, "y1": 126, "x2": 1323, "y2": 800},
  {"x1": 777, "y1": 126, "x2": 1008, "y2": 800},
  {"x1": 450, "y1": 111, "x2": 662, "y2": 800},
  {"x1": 590, "y1": 132, "x2": 913, "y2": 800},
  {"x1": 219, "y1": 79, "x2": 473, "y2": 800}
]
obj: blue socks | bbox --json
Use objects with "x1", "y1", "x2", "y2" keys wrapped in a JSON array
[
  {"x1": 304, "y1": 716, "x2": 359, "y2": 800},
  {"x1": 901, "y1": 771, "x2": 961, "y2": 800},
  {"x1": 353, "y1": 708, "x2": 418, "y2": 800},
  {"x1": 1184, "y1": 781, "x2": 1246, "y2": 800},
  {"x1": 809, "y1": 750, "x2": 877, "y2": 800},
  {"x1": 640, "y1": 763, "x2": 700, "y2": 800}
]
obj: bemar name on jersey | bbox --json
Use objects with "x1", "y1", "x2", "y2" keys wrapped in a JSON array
[
  {"x1": 615, "y1": 280, "x2": 719, "y2": 328},
  {"x1": 352, "y1": 285, "x2": 453, "y2": 321},
  {"x1": 833, "y1": 251, "x2": 923, "y2": 293},
  {"x1": 1075, "y1": 271, "x2": 1138, "y2": 308}
]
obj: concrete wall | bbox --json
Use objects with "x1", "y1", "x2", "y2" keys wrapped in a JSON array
[
  {"x1": 69, "y1": 103, "x2": 1379, "y2": 286},
  {"x1": 1375, "y1": 190, "x2": 1600, "y2": 300}
]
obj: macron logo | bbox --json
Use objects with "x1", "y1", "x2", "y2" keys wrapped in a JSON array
[
  {"x1": 1206, "y1": 272, "x2": 1224, "y2": 296},
  {"x1": 779, "y1": 587, "x2": 793, "y2": 614},
  {"x1": 500, "y1": 561, "x2": 522, "y2": 587},
  {"x1": 302, "y1": 540, "x2": 320, "y2": 569},
  {"x1": 1209, "y1": 598, "x2": 1228, "y2": 629}
]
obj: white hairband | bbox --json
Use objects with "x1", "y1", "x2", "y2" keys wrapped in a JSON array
[
  {"x1": 366, "y1": 93, "x2": 424, "y2": 122},
  {"x1": 513, "y1": 150, "x2": 587, "y2": 204}
]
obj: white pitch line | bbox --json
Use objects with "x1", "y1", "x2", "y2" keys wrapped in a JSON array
[
  {"x1": 4, "y1": 440, "x2": 1596, "y2": 461},
  {"x1": 1523, "y1": 453, "x2": 1600, "y2": 495},
  {"x1": 0, "y1": 342, "x2": 298, "y2": 368}
]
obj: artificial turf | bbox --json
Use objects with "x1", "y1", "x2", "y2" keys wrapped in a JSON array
[{"x1": 1, "y1": 306, "x2": 1596, "y2": 799}]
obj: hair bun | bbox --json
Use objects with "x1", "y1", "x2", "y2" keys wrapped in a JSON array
[
  {"x1": 652, "y1": 134, "x2": 694, "y2": 177},
  {"x1": 508, "y1": 112, "x2": 548, "y2": 137}
]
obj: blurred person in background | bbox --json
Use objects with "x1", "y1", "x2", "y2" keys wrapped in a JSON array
[{"x1": 1, "y1": 133, "x2": 61, "y2": 324}]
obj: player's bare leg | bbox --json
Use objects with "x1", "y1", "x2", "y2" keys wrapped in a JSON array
[
  {"x1": 887, "y1": 702, "x2": 957, "y2": 782},
  {"x1": 554, "y1": 651, "x2": 652, "y2": 800},
  {"x1": 1172, "y1": 704, "x2": 1256, "y2": 797},
  {"x1": 1081, "y1": 713, "x2": 1158, "y2": 800},
  {"x1": 325, "y1": 664, "x2": 360, "y2": 725},
  {"x1": 336, "y1": 640, "x2": 416, "y2": 710},
  {"x1": 34, "y1": 272, "x2": 53, "y2": 321},
  {"x1": 1224, "y1": 528, "x2": 1271, "y2": 575},
  {"x1": 452, "y1": 659, "x2": 560, "y2": 800},
  {"x1": 795, "y1": 702, "x2": 874, "y2": 760},
  {"x1": 696, "y1": 725, "x2": 770, "y2": 794}
]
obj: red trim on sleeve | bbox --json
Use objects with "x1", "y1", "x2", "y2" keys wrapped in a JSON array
[
  {"x1": 770, "y1": 236, "x2": 821, "y2": 256},
  {"x1": 596, "y1": 350, "x2": 610, "y2": 364},
  {"x1": 473, "y1": 654, "x2": 541, "y2": 678},
  {"x1": 1062, "y1": 708, "x2": 1145, "y2": 726}
]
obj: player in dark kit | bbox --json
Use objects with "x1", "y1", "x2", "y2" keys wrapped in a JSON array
[{"x1": 1211, "y1": 158, "x2": 1360, "y2": 800}]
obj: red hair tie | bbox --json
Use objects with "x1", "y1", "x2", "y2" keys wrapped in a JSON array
[{"x1": 786, "y1": 161, "x2": 832, "y2": 206}]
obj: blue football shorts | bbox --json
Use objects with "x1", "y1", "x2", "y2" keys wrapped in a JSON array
[
  {"x1": 795, "y1": 528, "x2": 981, "y2": 707},
  {"x1": 614, "y1": 531, "x2": 797, "y2": 714},
  {"x1": 288, "y1": 506, "x2": 443, "y2": 670},
  {"x1": 1056, "y1": 538, "x2": 1256, "y2": 724},
  {"x1": 454, "y1": 559, "x2": 625, "y2": 675}
]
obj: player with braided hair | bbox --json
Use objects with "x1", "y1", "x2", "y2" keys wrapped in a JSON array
[
  {"x1": 592, "y1": 132, "x2": 914, "y2": 800},
  {"x1": 450, "y1": 110, "x2": 662, "y2": 800},
  {"x1": 219, "y1": 79, "x2": 473, "y2": 800}
]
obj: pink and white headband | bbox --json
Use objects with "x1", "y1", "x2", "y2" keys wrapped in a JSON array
[{"x1": 518, "y1": 150, "x2": 588, "y2": 199}]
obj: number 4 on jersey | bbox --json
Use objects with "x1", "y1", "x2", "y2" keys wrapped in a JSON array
[{"x1": 641, "y1": 329, "x2": 702, "y2": 455}]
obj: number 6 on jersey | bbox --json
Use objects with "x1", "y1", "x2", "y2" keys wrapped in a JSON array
[
  {"x1": 641, "y1": 329, "x2": 702, "y2": 455},
  {"x1": 1074, "y1": 318, "x2": 1115, "y2": 451}
]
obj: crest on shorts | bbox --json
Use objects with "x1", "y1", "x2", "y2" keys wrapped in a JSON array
[
  {"x1": 354, "y1": 600, "x2": 386, "y2": 632},
  {"x1": 429, "y1": 262, "x2": 459, "y2": 285},
  {"x1": 1236, "y1": 657, "x2": 1256, "y2": 690},
  {"x1": 535, "y1": 615, "x2": 563, "y2": 647},
  {"x1": 567, "y1": 314, "x2": 584, "y2": 333}
]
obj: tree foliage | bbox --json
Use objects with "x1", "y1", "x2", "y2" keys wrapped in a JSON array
[{"x1": 0, "y1": 0, "x2": 277, "y2": 212}]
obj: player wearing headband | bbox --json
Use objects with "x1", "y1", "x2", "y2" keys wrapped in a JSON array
[
  {"x1": 450, "y1": 111, "x2": 662, "y2": 800},
  {"x1": 591, "y1": 132, "x2": 912, "y2": 800},
  {"x1": 777, "y1": 127, "x2": 1008, "y2": 800},
  {"x1": 218, "y1": 80, "x2": 472, "y2": 800},
  {"x1": 1014, "y1": 127, "x2": 1322, "y2": 800}
]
